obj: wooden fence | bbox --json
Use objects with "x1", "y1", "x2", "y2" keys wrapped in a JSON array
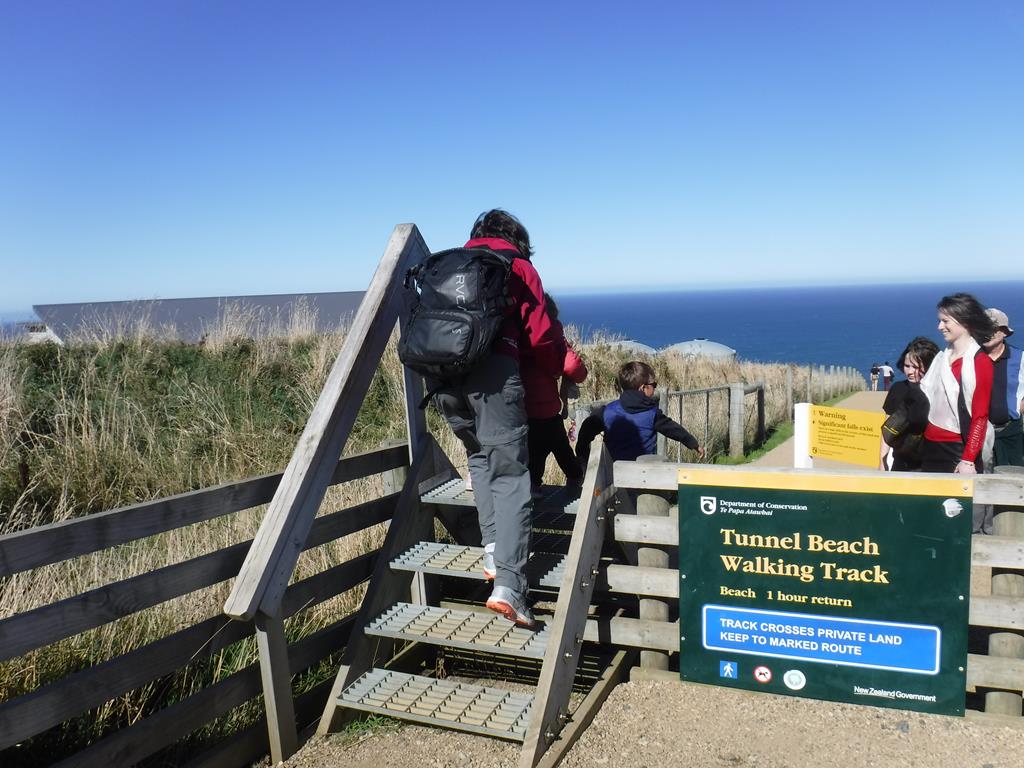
[
  {"x1": 4, "y1": 447, "x2": 1023, "y2": 767},
  {"x1": 0, "y1": 444, "x2": 409, "y2": 767}
]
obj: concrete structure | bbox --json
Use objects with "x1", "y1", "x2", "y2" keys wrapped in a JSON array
[
  {"x1": 662, "y1": 338, "x2": 736, "y2": 360},
  {"x1": 31, "y1": 292, "x2": 364, "y2": 344}
]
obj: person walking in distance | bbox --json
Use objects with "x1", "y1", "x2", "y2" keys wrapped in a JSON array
[
  {"x1": 879, "y1": 361, "x2": 895, "y2": 391},
  {"x1": 983, "y1": 308, "x2": 1024, "y2": 468},
  {"x1": 428, "y1": 210, "x2": 564, "y2": 628}
]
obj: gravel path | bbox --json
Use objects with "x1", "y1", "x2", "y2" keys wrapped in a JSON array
[{"x1": 284, "y1": 679, "x2": 1021, "y2": 768}]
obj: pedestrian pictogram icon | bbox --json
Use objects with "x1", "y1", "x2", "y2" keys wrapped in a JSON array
[
  {"x1": 753, "y1": 665, "x2": 772, "y2": 684},
  {"x1": 719, "y1": 660, "x2": 737, "y2": 679}
]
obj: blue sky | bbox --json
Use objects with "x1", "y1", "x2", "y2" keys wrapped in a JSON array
[{"x1": 2, "y1": 1, "x2": 1022, "y2": 319}]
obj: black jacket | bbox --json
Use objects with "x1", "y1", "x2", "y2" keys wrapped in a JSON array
[{"x1": 576, "y1": 389, "x2": 698, "y2": 460}]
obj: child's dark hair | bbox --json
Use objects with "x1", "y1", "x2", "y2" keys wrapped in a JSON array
[
  {"x1": 937, "y1": 293, "x2": 996, "y2": 346},
  {"x1": 897, "y1": 336, "x2": 939, "y2": 372},
  {"x1": 617, "y1": 361, "x2": 656, "y2": 391},
  {"x1": 471, "y1": 209, "x2": 534, "y2": 258},
  {"x1": 544, "y1": 292, "x2": 559, "y2": 322}
]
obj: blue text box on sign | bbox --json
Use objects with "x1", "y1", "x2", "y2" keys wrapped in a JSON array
[{"x1": 702, "y1": 604, "x2": 940, "y2": 675}]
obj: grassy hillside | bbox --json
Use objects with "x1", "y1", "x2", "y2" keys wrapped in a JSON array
[{"x1": 0, "y1": 326, "x2": 861, "y2": 764}]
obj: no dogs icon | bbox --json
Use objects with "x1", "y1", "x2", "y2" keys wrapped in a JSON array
[{"x1": 753, "y1": 665, "x2": 772, "y2": 684}]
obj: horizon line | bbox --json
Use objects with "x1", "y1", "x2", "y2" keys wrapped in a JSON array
[{"x1": 3, "y1": 277, "x2": 1023, "y2": 321}]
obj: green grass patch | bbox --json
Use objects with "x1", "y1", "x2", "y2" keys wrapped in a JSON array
[{"x1": 334, "y1": 715, "x2": 403, "y2": 746}]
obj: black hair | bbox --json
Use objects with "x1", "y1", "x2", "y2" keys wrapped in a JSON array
[
  {"x1": 896, "y1": 336, "x2": 939, "y2": 373},
  {"x1": 470, "y1": 209, "x2": 533, "y2": 259},
  {"x1": 937, "y1": 293, "x2": 997, "y2": 346},
  {"x1": 617, "y1": 361, "x2": 656, "y2": 391},
  {"x1": 543, "y1": 292, "x2": 559, "y2": 322}
]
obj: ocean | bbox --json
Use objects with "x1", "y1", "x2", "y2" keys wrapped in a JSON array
[
  {"x1": 555, "y1": 281, "x2": 1024, "y2": 375},
  {"x1": 5, "y1": 281, "x2": 1022, "y2": 375}
]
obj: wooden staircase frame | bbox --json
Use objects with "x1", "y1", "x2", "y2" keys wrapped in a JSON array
[{"x1": 223, "y1": 224, "x2": 620, "y2": 767}]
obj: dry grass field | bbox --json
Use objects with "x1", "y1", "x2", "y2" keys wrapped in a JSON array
[{"x1": 0, "y1": 313, "x2": 862, "y2": 763}]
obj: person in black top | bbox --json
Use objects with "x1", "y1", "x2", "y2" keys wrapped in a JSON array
[{"x1": 880, "y1": 337, "x2": 939, "y2": 471}]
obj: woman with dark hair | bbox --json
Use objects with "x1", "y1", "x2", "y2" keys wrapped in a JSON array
[
  {"x1": 471, "y1": 209, "x2": 534, "y2": 261},
  {"x1": 880, "y1": 336, "x2": 939, "y2": 471},
  {"x1": 431, "y1": 208, "x2": 564, "y2": 628},
  {"x1": 919, "y1": 293, "x2": 998, "y2": 474}
]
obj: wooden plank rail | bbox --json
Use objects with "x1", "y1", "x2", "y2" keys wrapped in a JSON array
[
  {"x1": 0, "y1": 438, "x2": 404, "y2": 760},
  {"x1": 0, "y1": 494, "x2": 396, "y2": 662},
  {"x1": 225, "y1": 224, "x2": 430, "y2": 623},
  {"x1": 50, "y1": 615, "x2": 356, "y2": 768},
  {"x1": 0, "y1": 444, "x2": 406, "y2": 578},
  {"x1": 612, "y1": 460, "x2": 1024, "y2": 506},
  {"x1": 186, "y1": 675, "x2": 338, "y2": 768},
  {"x1": 0, "y1": 550, "x2": 377, "y2": 751}
]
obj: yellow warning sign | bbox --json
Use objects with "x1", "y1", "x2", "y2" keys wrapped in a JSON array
[{"x1": 809, "y1": 405, "x2": 885, "y2": 468}]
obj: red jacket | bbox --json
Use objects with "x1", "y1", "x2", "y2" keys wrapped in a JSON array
[
  {"x1": 464, "y1": 237, "x2": 565, "y2": 379},
  {"x1": 523, "y1": 323, "x2": 588, "y2": 419}
]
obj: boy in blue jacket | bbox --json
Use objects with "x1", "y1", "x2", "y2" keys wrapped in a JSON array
[{"x1": 575, "y1": 361, "x2": 705, "y2": 463}]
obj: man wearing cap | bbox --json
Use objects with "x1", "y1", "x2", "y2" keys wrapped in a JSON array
[{"x1": 984, "y1": 308, "x2": 1024, "y2": 467}]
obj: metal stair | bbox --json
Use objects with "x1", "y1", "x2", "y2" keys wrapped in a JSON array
[
  {"x1": 318, "y1": 439, "x2": 615, "y2": 768},
  {"x1": 366, "y1": 602, "x2": 551, "y2": 659},
  {"x1": 339, "y1": 668, "x2": 533, "y2": 741},
  {"x1": 390, "y1": 541, "x2": 568, "y2": 589}
]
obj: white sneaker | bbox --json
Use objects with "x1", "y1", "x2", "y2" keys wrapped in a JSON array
[
  {"x1": 482, "y1": 545, "x2": 496, "y2": 580},
  {"x1": 486, "y1": 586, "x2": 536, "y2": 628}
]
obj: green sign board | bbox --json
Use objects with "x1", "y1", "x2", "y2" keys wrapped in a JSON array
[{"x1": 678, "y1": 468, "x2": 973, "y2": 716}]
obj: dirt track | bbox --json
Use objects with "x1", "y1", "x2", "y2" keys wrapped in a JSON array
[{"x1": 285, "y1": 679, "x2": 1022, "y2": 768}]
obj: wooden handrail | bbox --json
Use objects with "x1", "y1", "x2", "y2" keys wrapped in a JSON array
[
  {"x1": 0, "y1": 444, "x2": 406, "y2": 578},
  {"x1": 0, "y1": 552, "x2": 376, "y2": 751},
  {"x1": 224, "y1": 224, "x2": 430, "y2": 622},
  {"x1": 0, "y1": 495, "x2": 396, "y2": 662},
  {"x1": 612, "y1": 459, "x2": 1024, "y2": 506}
]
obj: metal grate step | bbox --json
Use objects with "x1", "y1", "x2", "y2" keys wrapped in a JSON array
[
  {"x1": 338, "y1": 668, "x2": 533, "y2": 741},
  {"x1": 366, "y1": 602, "x2": 550, "y2": 659},
  {"x1": 391, "y1": 542, "x2": 566, "y2": 589},
  {"x1": 421, "y1": 478, "x2": 580, "y2": 522}
]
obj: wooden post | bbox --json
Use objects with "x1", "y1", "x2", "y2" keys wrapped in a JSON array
[
  {"x1": 657, "y1": 390, "x2": 668, "y2": 458},
  {"x1": 728, "y1": 383, "x2": 745, "y2": 458},
  {"x1": 636, "y1": 454, "x2": 670, "y2": 671},
  {"x1": 806, "y1": 365, "x2": 813, "y2": 404},
  {"x1": 255, "y1": 613, "x2": 298, "y2": 764},
  {"x1": 793, "y1": 403, "x2": 813, "y2": 469},
  {"x1": 785, "y1": 366, "x2": 794, "y2": 420},
  {"x1": 755, "y1": 383, "x2": 766, "y2": 445},
  {"x1": 704, "y1": 390, "x2": 711, "y2": 458},
  {"x1": 380, "y1": 438, "x2": 409, "y2": 496},
  {"x1": 224, "y1": 224, "x2": 430, "y2": 623},
  {"x1": 986, "y1": 465, "x2": 1024, "y2": 716}
]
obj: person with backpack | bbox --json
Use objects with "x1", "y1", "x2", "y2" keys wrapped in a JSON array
[
  {"x1": 399, "y1": 209, "x2": 564, "y2": 628},
  {"x1": 879, "y1": 337, "x2": 938, "y2": 471}
]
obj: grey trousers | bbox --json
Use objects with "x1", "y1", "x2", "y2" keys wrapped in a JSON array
[{"x1": 432, "y1": 355, "x2": 532, "y2": 595}]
